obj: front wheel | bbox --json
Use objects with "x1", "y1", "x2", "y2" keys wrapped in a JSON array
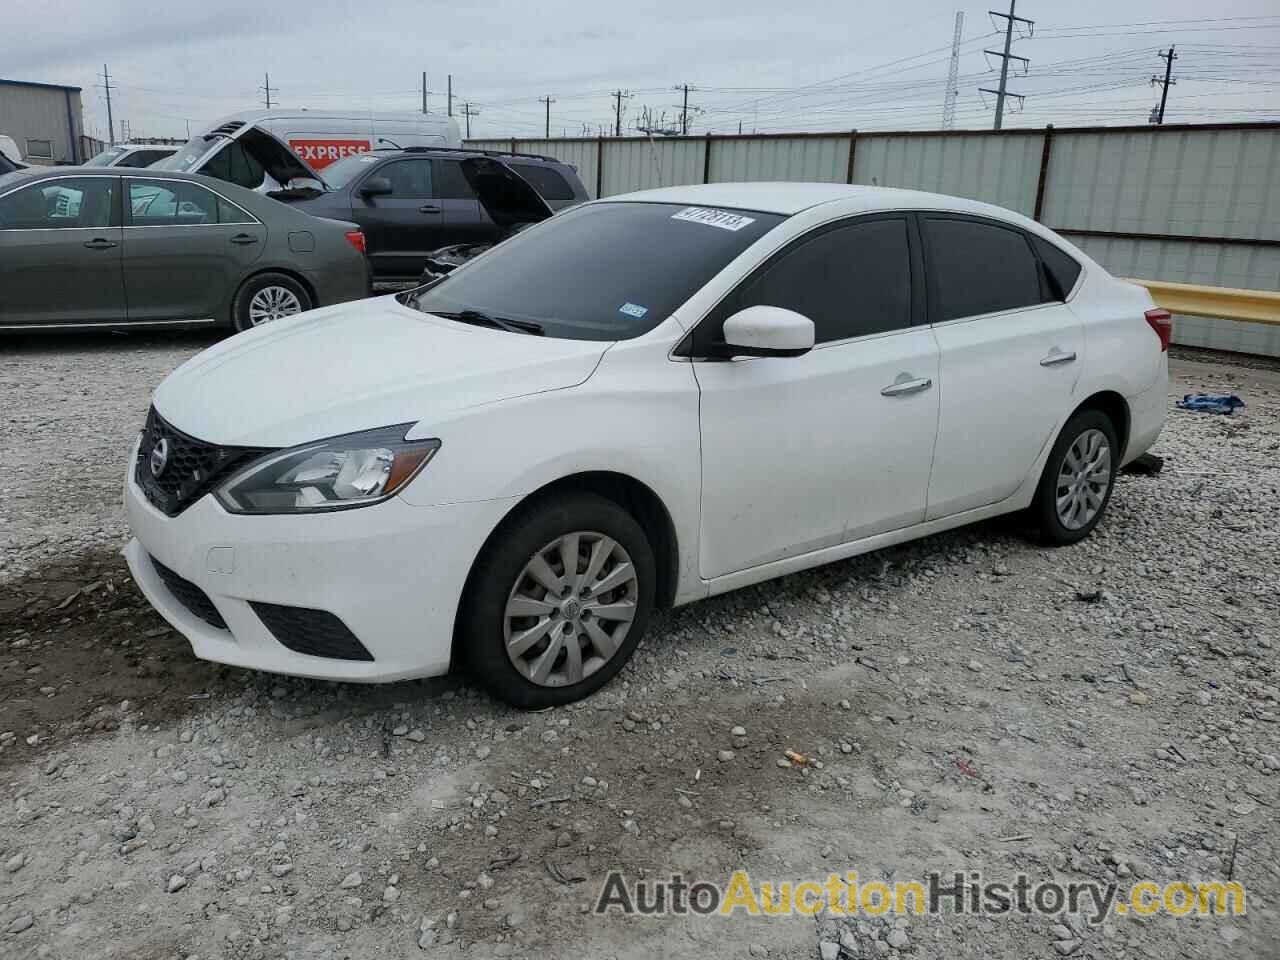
[
  {"x1": 1033, "y1": 409, "x2": 1119, "y2": 546},
  {"x1": 458, "y1": 492, "x2": 656, "y2": 709},
  {"x1": 232, "y1": 273, "x2": 312, "y2": 332}
]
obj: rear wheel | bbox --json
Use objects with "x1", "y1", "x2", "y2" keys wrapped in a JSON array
[
  {"x1": 1033, "y1": 409, "x2": 1118, "y2": 546},
  {"x1": 458, "y1": 492, "x2": 656, "y2": 709},
  {"x1": 232, "y1": 273, "x2": 311, "y2": 332}
]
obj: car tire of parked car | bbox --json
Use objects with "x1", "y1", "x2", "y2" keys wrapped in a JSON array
[
  {"x1": 1033, "y1": 408, "x2": 1119, "y2": 546},
  {"x1": 458, "y1": 492, "x2": 657, "y2": 709},
  {"x1": 232, "y1": 273, "x2": 313, "y2": 332}
]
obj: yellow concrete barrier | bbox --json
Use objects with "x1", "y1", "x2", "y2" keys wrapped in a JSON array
[{"x1": 1126, "y1": 279, "x2": 1280, "y2": 326}]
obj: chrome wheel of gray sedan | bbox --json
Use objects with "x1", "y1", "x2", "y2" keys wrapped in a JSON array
[
  {"x1": 248, "y1": 285, "x2": 303, "y2": 326},
  {"x1": 503, "y1": 531, "x2": 638, "y2": 687},
  {"x1": 1055, "y1": 428, "x2": 1111, "y2": 530}
]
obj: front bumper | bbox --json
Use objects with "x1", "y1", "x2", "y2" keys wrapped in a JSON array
[{"x1": 124, "y1": 465, "x2": 519, "y2": 683}]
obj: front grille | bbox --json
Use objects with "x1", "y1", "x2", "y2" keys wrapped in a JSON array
[
  {"x1": 135, "y1": 407, "x2": 271, "y2": 517},
  {"x1": 150, "y1": 557, "x2": 227, "y2": 629},
  {"x1": 251, "y1": 602, "x2": 374, "y2": 662}
]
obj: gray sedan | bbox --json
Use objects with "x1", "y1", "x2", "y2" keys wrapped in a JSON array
[{"x1": 0, "y1": 167, "x2": 369, "y2": 332}]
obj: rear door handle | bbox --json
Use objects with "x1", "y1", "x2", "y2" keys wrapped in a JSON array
[
  {"x1": 418, "y1": 204, "x2": 441, "y2": 213},
  {"x1": 230, "y1": 234, "x2": 259, "y2": 245},
  {"x1": 83, "y1": 238, "x2": 117, "y2": 250},
  {"x1": 1040, "y1": 350, "x2": 1077, "y2": 367},
  {"x1": 881, "y1": 376, "x2": 933, "y2": 397}
]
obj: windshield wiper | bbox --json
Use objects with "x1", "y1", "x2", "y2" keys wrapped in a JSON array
[{"x1": 431, "y1": 309, "x2": 544, "y2": 336}]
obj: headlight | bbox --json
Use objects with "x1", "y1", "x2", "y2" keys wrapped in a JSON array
[{"x1": 216, "y1": 424, "x2": 439, "y2": 515}]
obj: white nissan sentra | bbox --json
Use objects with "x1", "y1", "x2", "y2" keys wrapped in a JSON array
[{"x1": 124, "y1": 183, "x2": 1169, "y2": 708}]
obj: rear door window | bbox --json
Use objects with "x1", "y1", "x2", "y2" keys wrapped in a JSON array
[
  {"x1": 923, "y1": 217, "x2": 1045, "y2": 322},
  {"x1": 127, "y1": 180, "x2": 218, "y2": 225},
  {"x1": 433, "y1": 159, "x2": 474, "y2": 199},
  {"x1": 381, "y1": 159, "x2": 433, "y2": 197}
]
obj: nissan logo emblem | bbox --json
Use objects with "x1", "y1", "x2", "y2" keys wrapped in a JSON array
[{"x1": 149, "y1": 439, "x2": 170, "y2": 478}]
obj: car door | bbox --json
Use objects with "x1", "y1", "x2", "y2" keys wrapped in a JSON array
[
  {"x1": 431, "y1": 157, "x2": 498, "y2": 245},
  {"x1": 692, "y1": 215, "x2": 940, "y2": 579},
  {"x1": 121, "y1": 177, "x2": 265, "y2": 322},
  {"x1": 0, "y1": 175, "x2": 126, "y2": 327},
  {"x1": 354, "y1": 158, "x2": 448, "y2": 278},
  {"x1": 921, "y1": 214, "x2": 1084, "y2": 520}
]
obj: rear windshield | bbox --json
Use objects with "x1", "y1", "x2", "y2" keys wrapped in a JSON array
[
  {"x1": 402, "y1": 201, "x2": 783, "y2": 341},
  {"x1": 84, "y1": 146, "x2": 128, "y2": 167}
]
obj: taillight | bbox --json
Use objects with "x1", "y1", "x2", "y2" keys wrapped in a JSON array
[
  {"x1": 344, "y1": 230, "x2": 366, "y2": 254},
  {"x1": 1144, "y1": 308, "x2": 1172, "y2": 351}
]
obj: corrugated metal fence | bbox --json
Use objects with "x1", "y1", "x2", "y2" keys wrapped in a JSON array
[{"x1": 469, "y1": 122, "x2": 1280, "y2": 358}]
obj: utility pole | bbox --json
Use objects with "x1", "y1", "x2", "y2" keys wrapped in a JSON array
[
  {"x1": 101, "y1": 64, "x2": 116, "y2": 145},
  {"x1": 1151, "y1": 46, "x2": 1177, "y2": 124},
  {"x1": 447, "y1": 75, "x2": 453, "y2": 116},
  {"x1": 611, "y1": 89, "x2": 631, "y2": 137},
  {"x1": 461, "y1": 102, "x2": 479, "y2": 138},
  {"x1": 942, "y1": 11, "x2": 965, "y2": 129},
  {"x1": 422, "y1": 72, "x2": 429, "y2": 114},
  {"x1": 538, "y1": 95, "x2": 555, "y2": 138},
  {"x1": 980, "y1": 0, "x2": 1033, "y2": 130},
  {"x1": 262, "y1": 72, "x2": 274, "y2": 109}
]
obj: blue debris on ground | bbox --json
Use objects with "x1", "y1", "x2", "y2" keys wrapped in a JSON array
[{"x1": 1175, "y1": 393, "x2": 1246, "y2": 415}]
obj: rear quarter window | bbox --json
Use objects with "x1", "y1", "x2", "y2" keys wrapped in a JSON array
[{"x1": 1032, "y1": 235, "x2": 1083, "y2": 300}]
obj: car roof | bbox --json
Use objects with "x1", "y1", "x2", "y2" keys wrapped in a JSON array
[
  {"x1": 603, "y1": 182, "x2": 1027, "y2": 220},
  {"x1": 108, "y1": 143, "x2": 178, "y2": 151},
  {"x1": 366, "y1": 147, "x2": 563, "y2": 164}
]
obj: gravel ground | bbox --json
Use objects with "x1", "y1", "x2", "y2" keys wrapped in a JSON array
[{"x1": 2, "y1": 333, "x2": 1278, "y2": 960}]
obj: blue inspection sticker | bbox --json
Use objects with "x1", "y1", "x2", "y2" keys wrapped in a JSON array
[{"x1": 619, "y1": 302, "x2": 649, "y2": 319}]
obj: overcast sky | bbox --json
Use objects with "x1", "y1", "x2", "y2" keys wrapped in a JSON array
[{"x1": 4, "y1": 0, "x2": 1279, "y2": 142}]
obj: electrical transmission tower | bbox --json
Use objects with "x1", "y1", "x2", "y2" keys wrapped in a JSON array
[
  {"x1": 1150, "y1": 46, "x2": 1177, "y2": 124},
  {"x1": 980, "y1": 0, "x2": 1033, "y2": 129},
  {"x1": 673, "y1": 84, "x2": 700, "y2": 135},
  {"x1": 942, "y1": 11, "x2": 965, "y2": 129},
  {"x1": 261, "y1": 73, "x2": 275, "y2": 109}
]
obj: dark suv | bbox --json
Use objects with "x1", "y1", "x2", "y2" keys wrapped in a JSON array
[{"x1": 278, "y1": 147, "x2": 588, "y2": 281}]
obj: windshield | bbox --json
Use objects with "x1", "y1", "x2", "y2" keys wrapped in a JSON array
[
  {"x1": 321, "y1": 153, "x2": 382, "y2": 189},
  {"x1": 402, "y1": 201, "x2": 783, "y2": 341},
  {"x1": 155, "y1": 135, "x2": 218, "y2": 172},
  {"x1": 83, "y1": 146, "x2": 128, "y2": 167}
]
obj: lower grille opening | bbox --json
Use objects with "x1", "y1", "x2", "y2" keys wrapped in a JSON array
[
  {"x1": 250, "y1": 602, "x2": 374, "y2": 662},
  {"x1": 150, "y1": 557, "x2": 227, "y2": 630}
]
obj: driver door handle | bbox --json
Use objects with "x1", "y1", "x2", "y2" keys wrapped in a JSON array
[
  {"x1": 881, "y1": 376, "x2": 933, "y2": 397},
  {"x1": 230, "y1": 233, "x2": 259, "y2": 245},
  {"x1": 83, "y1": 238, "x2": 117, "y2": 250},
  {"x1": 418, "y1": 204, "x2": 440, "y2": 213}
]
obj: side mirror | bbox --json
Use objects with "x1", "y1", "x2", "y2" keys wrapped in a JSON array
[
  {"x1": 718, "y1": 305, "x2": 814, "y2": 358},
  {"x1": 359, "y1": 176, "x2": 393, "y2": 199}
]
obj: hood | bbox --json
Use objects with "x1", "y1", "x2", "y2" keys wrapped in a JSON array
[
  {"x1": 461, "y1": 157, "x2": 554, "y2": 230},
  {"x1": 152, "y1": 297, "x2": 608, "y2": 448},
  {"x1": 232, "y1": 126, "x2": 324, "y2": 193}
]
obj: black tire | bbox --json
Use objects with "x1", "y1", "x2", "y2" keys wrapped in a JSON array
[
  {"x1": 231, "y1": 272, "x2": 312, "y2": 333},
  {"x1": 458, "y1": 492, "x2": 656, "y2": 709},
  {"x1": 1033, "y1": 408, "x2": 1119, "y2": 546}
]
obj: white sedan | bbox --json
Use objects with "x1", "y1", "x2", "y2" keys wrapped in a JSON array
[{"x1": 124, "y1": 182, "x2": 1169, "y2": 707}]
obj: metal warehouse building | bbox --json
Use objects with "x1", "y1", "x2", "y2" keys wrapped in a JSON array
[{"x1": 0, "y1": 78, "x2": 89, "y2": 165}]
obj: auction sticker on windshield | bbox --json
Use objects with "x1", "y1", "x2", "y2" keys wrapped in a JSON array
[{"x1": 671, "y1": 207, "x2": 757, "y2": 231}]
